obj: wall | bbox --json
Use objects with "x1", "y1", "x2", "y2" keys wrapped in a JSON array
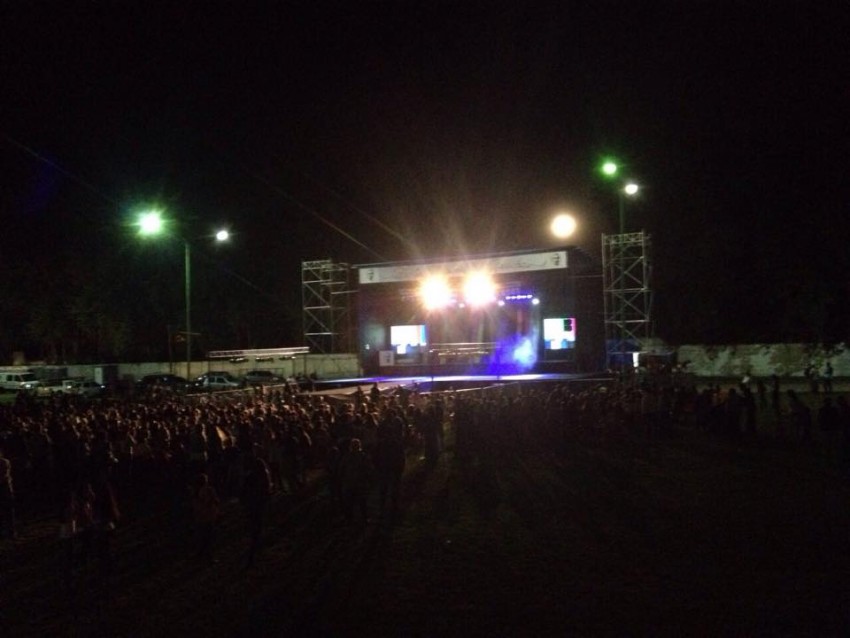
[
  {"x1": 35, "y1": 354, "x2": 361, "y2": 383},
  {"x1": 675, "y1": 343, "x2": 847, "y2": 378}
]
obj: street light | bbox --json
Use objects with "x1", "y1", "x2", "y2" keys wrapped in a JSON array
[
  {"x1": 618, "y1": 182, "x2": 640, "y2": 234},
  {"x1": 601, "y1": 161, "x2": 618, "y2": 177},
  {"x1": 136, "y1": 209, "x2": 229, "y2": 380},
  {"x1": 550, "y1": 212, "x2": 577, "y2": 239},
  {"x1": 599, "y1": 159, "x2": 639, "y2": 234}
]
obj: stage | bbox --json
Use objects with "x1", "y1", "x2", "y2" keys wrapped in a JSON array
[{"x1": 307, "y1": 371, "x2": 611, "y2": 400}]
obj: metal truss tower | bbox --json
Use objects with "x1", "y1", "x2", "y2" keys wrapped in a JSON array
[
  {"x1": 301, "y1": 259, "x2": 354, "y2": 354},
  {"x1": 602, "y1": 231, "x2": 653, "y2": 367}
]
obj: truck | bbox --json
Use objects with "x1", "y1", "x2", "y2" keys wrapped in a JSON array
[{"x1": 0, "y1": 367, "x2": 42, "y2": 392}]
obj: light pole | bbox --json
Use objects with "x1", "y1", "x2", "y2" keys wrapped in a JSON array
[
  {"x1": 618, "y1": 182, "x2": 640, "y2": 234},
  {"x1": 137, "y1": 210, "x2": 229, "y2": 380},
  {"x1": 599, "y1": 160, "x2": 644, "y2": 371},
  {"x1": 600, "y1": 160, "x2": 639, "y2": 234},
  {"x1": 184, "y1": 239, "x2": 192, "y2": 379}
]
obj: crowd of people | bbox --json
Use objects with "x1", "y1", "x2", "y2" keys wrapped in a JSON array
[
  {"x1": 0, "y1": 381, "x2": 428, "y2": 566},
  {"x1": 1, "y1": 372, "x2": 849, "y2": 575}
]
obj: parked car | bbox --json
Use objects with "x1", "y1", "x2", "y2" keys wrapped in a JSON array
[
  {"x1": 191, "y1": 371, "x2": 244, "y2": 392},
  {"x1": 0, "y1": 369, "x2": 41, "y2": 393},
  {"x1": 243, "y1": 370, "x2": 285, "y2": 386},
  {"x1": 136, "y1": 374, "x2": 189, "y2": 393},
  {"x1": 71, "y1": 380, "x2": 107, "y2": 398},
  {"x1": 36, "y1": 379, "x2": 69, "y2": 396}
]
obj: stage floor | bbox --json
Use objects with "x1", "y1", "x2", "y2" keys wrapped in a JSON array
[{"x1": 308, "y1": 372, "x2": 609, "y2": 399}]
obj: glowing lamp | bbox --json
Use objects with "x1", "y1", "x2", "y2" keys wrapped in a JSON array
[
  {"x1": 550, "y1": 213, "x2": 577, "y2": 239},
  {"x1": 463, "y1": 271, "x2": 497, "y2": 307},
  {"x1": 419, "y1": 274, "x2": 453, "y2": 310},
  {"x1": 601, "y1": 161, "x2": 619, "y2": 177},
  {"x1": 137, "y1": 210, "x2": 165, "y2": 236}
]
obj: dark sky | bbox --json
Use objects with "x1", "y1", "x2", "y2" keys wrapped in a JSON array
[{"x1": 2, "y1": 2, "x2": 849, "y2": 344}]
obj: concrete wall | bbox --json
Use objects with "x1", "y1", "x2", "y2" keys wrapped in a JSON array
[
  {"x1": 33, "y1": 354, "x2": 361, "y2": 383},
  {"x1": 676, "y1": 343, "x2": 847, "y2": 378},
  {"x1": 24, "y1": 345, "x2": 850, "y2": 382}
]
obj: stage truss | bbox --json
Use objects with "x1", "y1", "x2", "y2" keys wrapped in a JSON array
[
  {"x1": 602, "y1": 231, "x2": 653, "y2": 366},
  {"x1": 301, "y1": 259, "x2": 354, "y2": 354}
]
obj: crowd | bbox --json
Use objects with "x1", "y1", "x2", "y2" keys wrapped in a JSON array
[
  {"x1": 1, "y1": 373, "x2": 849, "y2": 572},
  {"x1": 0, "y1": 381, "x2": 426, "y2": 565}
]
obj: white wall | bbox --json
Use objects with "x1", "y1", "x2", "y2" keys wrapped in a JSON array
[
  {"x1": 676, "y1": 343, "x2": 846, "y2": 378},
  {"x1": 37, "y1": 354, "x2": 361, "y2": 382}
]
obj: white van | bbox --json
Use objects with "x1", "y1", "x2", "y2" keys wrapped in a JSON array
[{"x1": 0, "y1": 368, "x2": 41, "y2": 392}]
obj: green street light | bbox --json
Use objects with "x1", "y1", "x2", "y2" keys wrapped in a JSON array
[
  {"x1": 137, "y1": 210, "x2": 166, "y2": 235},
  {"x1": 136, "y1": 209, "x2": 229, "y2": 380},
  {"x1": 601, "y1": 161, "x2": 619, "y2": 177},
  {"x1": 597, "y1": 161, "x2": 640, "y2": 233}
]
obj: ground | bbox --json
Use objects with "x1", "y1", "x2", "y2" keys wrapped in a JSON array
[{"x1": 3, "y1": 402, "x2": 850, "y2": 637}]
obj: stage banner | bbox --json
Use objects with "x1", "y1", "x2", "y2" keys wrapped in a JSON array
[
  {"x1": 358, "y1": 250, "x2": 568, "y2": 284},
  {"x1": 378, "y1": 350, "x2": 395, "y2": 366}
]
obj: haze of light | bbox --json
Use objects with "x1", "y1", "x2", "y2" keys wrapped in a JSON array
[{"x1": 550, "y1": 213, "x2": 577, "y2": 239}]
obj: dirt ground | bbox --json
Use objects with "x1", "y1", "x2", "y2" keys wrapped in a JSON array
[{"x1": 3, "y1": 408, "x2": 850, "y2": 637}]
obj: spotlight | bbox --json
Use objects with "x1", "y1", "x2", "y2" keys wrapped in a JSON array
[
  {"x1": 463, "y1": 271, "x2": 497, "y2": 307},
  {"x1": 419, "y1": 274, "x2": 452, "y2": 310}
]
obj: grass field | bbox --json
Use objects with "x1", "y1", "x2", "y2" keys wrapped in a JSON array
[{"x1": 2, "y1": 394, "x2": 850, "y2": 636}]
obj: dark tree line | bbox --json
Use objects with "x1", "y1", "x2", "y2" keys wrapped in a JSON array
[{"x1": 0, "y1": 217, "x2": 302, "y2": 364}]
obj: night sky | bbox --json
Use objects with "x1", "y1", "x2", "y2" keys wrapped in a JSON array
[{"x1": 2, "y1": 2, "x2": 849, "y2": 350}]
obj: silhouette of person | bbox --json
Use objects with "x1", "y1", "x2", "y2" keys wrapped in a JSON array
[{"x1": 241, "y1": 456, "x2": 271, "y2": 567}]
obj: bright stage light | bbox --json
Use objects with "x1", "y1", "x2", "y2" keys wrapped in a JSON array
[
  {"x1": 550, "y1": 213, "x2": 577, "y2": 239},
  {"x1": 419, "y1": 274, "x2": 453, "y2": 310},
  {"x1": 463, "y1": 271, "x2": 497, "y2": 307}
]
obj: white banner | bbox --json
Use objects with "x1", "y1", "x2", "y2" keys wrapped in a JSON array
[{"x1": 358, "y1": 250, "x2": 568, "y2": 284}]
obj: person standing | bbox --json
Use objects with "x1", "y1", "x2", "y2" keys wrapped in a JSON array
[
  {"x1": 771, "y1": 374, "x2": 783, "y2": 435},
  {"x1": 338, "y1": 438, "x2": 373, "y2": 526},
  {"x1": 823, "y1": 361, "x2": 834, "y2": 394},
  {"x1": 375, "y1": 417, "x2": 405, "y2": 517},
  {"x1": 0, "y1": 446, "x2": 16, "y2": 539},
  {"x1": 241, "y1": 456, "x2": 271, "y2": 568},
  {"x1": 192, "y1": 473, "x2": 221, "y2": 564}
]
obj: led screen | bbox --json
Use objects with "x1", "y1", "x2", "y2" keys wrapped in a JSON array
[
  {"x1": 390, "y1": 324, "x2": 427, "y2": 355},
  {"x1": 543, "y1": 317, "x2": 576, "y2": 350}
]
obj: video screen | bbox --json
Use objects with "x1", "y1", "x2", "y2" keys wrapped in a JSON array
[
  {"x1": 390, "y1": 324, "x2": 427, "y2": 355},
  {"x1": 543, "y1": 317, "x2": 576, "y2": 350}
]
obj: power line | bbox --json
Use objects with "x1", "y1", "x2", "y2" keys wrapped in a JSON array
[
  {"x1": 298, "y1": 169, "x2": 415, "y2": 252},
  {"x1": 2, "y1": 133, "x2": 119, "y2": 206},
  {"x1": 224, "y1": 155, "x2": 389, "y2": 261}
]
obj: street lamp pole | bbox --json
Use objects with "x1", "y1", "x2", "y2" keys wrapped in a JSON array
[
  {"x1": 618, "y1": 190, "x2": 625, "y2": 235},
  {"x1": 136, "y1": 210, "x2": 229, "y2": 381},
  {"x1": 599, "y1": 162, "x2": 642, "y2": 371},
  {"x1": 184, "y1": 240, "x2": 192, "y2": 380}
]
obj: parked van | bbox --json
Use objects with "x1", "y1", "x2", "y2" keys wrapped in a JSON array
[{"x1": 0, "y1": 368, "x2": 42, "y2": 392}]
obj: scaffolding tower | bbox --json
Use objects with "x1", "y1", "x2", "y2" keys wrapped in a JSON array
[
  {"x1": 301, "y1": 259, "x2": 354, "y2": 354},
  {"x1": 602, "y1": 231, "x2": 653, "y2": 367}
]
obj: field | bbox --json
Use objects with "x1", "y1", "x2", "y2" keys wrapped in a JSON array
[{"x1": 2, "y1": 392, "x2": 850, "y2": 636}]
